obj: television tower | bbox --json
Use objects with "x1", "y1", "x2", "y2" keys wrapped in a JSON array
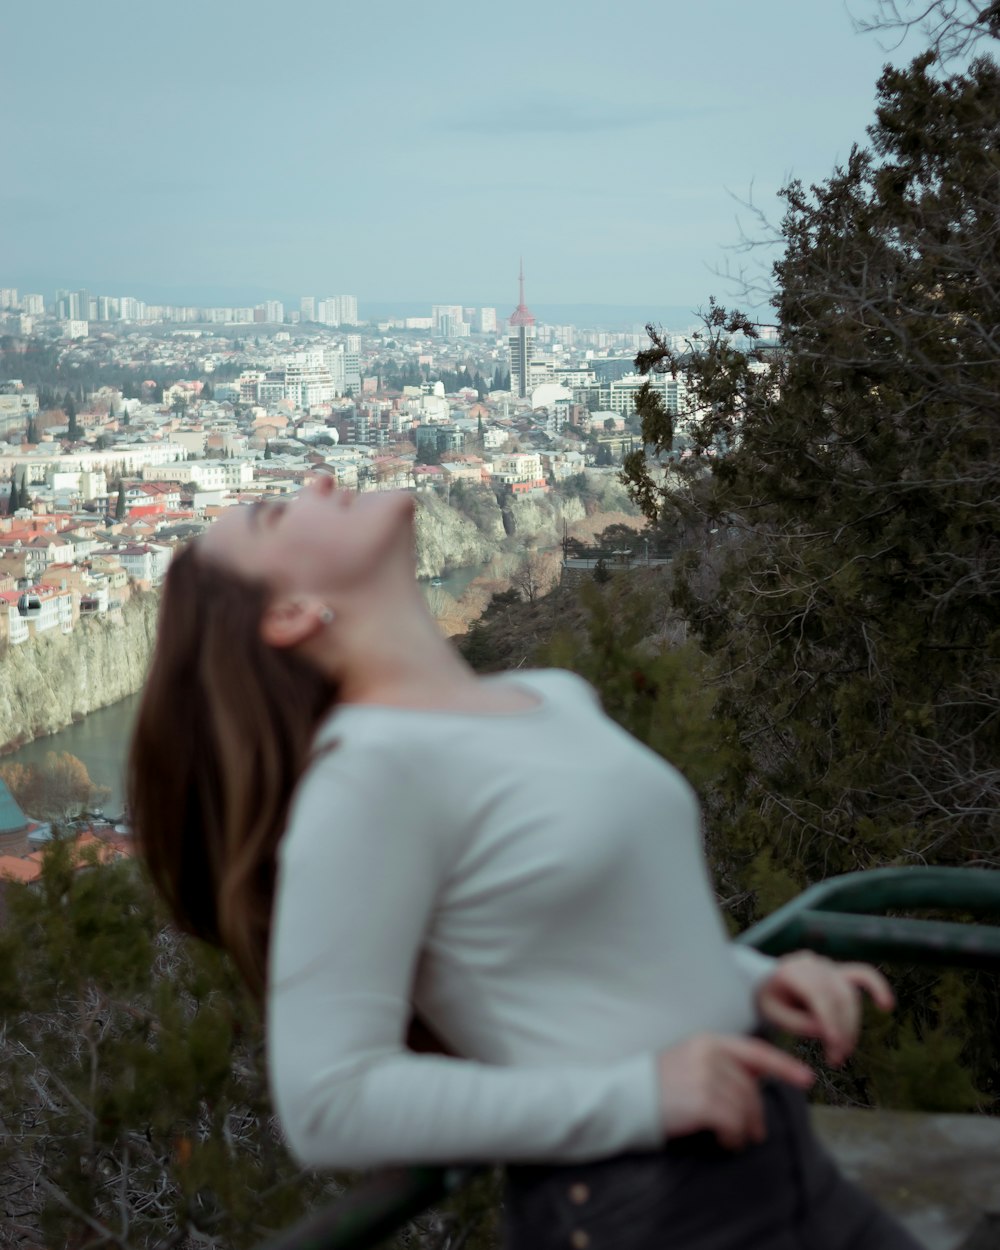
[{"x1": 508, "y1": 259, "x2": 536, "y2": 399}]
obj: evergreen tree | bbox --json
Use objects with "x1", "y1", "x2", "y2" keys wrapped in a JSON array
[
  {"x1": 622, "y1": 36, "x2": 1000, "y2": 1105},
  {"x1": 0, "y1": 848, "x2": 503, "y2": 1249},
  {"x1": 0, "y1": 847, "x2": 339, "y2": 1248},
  {"x1": 264, "y1": 441, "x2": 273, "y2": 461},
  {"x1": 115, "y1": 478, "x2": 127, "y2": 521}
]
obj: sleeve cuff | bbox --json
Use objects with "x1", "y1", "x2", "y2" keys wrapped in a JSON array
[
  {"x1": 731, "y1": 943, "x2": 778, "y2": 996},
  {"x1": 615, "y1": 1049, "x2": 665, "y2": 1154}
]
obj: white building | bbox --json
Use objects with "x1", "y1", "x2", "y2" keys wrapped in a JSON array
[
  {"x1": 141, "y1": 461, "x2": 223, "y2": 491},
  {"x1": 23, "y1": 585, "x2": 73, "y2": 636},
  {"x1": 283, "y1": 362, "x2": 338, "y2": 407},
  {"x1": 0, "y1": 444, "x2": 189, "y2": 481},
  {"x1": 316, "y1": 295, "x2": 359, "y2": 326},
  {"x1": 476, "y1": 307, "x2": 497, "y2": 334},
  {"x1": 605, "y1": 372, "x2": 687, "y2": 421},
  {"x1": 492, "y1": 452, "x2": 543, "y2": 483},
  {"x1": 220, "y1": 460, "x2": 255, "y2": 489},
  {"x1": 0, "y1": 390, "x2": 39, "y2": 437},
  {"x1": 3, "y1": 598, "x2": 29, "y2": 644},
  {"x1": 117, "y1": 543, "x2": 172, "y2": 584}
]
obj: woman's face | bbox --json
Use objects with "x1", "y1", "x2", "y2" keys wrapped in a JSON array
[{"x1": 199, "y1": 476, "x2": 417, "y2": 600}]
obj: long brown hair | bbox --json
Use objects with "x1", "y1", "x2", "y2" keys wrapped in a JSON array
[{"x1": 128, "y1": 543, "x2": 336, "y2": 999}]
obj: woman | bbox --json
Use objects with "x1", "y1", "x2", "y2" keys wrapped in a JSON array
[{"x1": 130, "y1": 477, "x2": 921, "y2": 1249}]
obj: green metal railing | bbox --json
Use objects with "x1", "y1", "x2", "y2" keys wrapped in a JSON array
[
  {"x1": 258, "y1": 865, "x2": 1000, "y2": 1250},
  {"x1": 735, "y1": 865, "x2": 1000, "y2": 967}
]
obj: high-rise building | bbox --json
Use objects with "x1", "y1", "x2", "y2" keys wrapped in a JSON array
[
  {"x1": 22, "y1": 294, "x2": 44, "y2": 315},
  {"x1": 508, "y1": 261, "x2": 536, "y2": 399},
  {"x1": 476, "y1": 307, "x2": 497, "y2": 334},
  {"x1": 119, "y1": 296, "x2": 146, "y2": 321},
  {"x1": 316, "y1": 295, "x2": 357, "y2": 326},
  {"x1": 0, "y1": 289, "x2": 18, "y2": 310},
  {"x1": 57, "y1": 291, "x2": 81, "y2": 320},
  {"x1": 432, "y1": 304, "x2": 464, "y2": 336},
  {"x1": 300, "y1": 296, "x2": 316, "y2": 322}
]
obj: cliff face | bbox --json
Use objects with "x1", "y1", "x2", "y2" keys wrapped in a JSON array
[
  {"x1": 413, "y1": 491, "x2": 501, "y2": 579},
  {"x1": 0, "y1": 595, "x2": 159, "y2": 752},
  {"x1": 413, "y1": 487, "x2": 588, "y2": 579},
  {"x1": 0, "y1": 478, "x2": 638, "y2": 749}
]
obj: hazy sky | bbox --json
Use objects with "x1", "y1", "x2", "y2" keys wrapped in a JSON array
[{"x1": 3, "y1": 1, "x2": 918, "y2": 314}]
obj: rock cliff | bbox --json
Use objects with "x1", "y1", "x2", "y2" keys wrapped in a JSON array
[
  {"x1": 0, "y1": 595, "x2": 159, "y2": 752},
  {"x1": 0, "y1": 476, "x2": 641, "y2": 748},
  {"x1": 413, "y1": 486, "x2": 589, "y2": 579}
]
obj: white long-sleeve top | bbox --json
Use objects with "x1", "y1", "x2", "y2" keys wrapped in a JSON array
[{"x1": 267, "y1": 668, "x2": 775, "y2": 1169}]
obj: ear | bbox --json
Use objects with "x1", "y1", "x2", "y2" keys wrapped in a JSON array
[{"x1": 259, "y1": 597, "x2": 324, "y2": 650}]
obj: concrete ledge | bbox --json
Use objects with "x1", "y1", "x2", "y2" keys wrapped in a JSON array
[{"x1": 812, "y1": 1106, "x2": 1000, "y2": 1249}]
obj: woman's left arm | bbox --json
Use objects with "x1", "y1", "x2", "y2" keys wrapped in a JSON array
[{"x1": 754, "y1": 952, "x2": 896, "y2": 1066}]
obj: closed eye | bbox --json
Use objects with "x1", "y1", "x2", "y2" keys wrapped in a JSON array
[{"x1": 248, "y1": 499, "x2": 287, "y2": 529}]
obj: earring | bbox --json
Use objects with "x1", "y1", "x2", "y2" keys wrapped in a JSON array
[{"x1": 318, "y1": 607, "x2": 335, "y2": 625}]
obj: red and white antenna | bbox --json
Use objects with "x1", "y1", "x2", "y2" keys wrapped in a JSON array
[{"x1": 509, "y1": 257, "x2": 535, "y2": 327}]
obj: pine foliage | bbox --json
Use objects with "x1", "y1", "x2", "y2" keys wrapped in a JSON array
[
  {"x1": 0, "y1": 845, "x2": 337, "y2": 1248},
  {"x1": 620, "y1": 44, "x2": 1000, "y2": 1108}
]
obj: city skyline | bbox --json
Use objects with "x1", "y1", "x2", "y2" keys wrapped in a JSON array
[
  {"x1": 3, "y1": 1, "x2": 920, "y2": 310},
  {"x1": 2, "y1": 276, "x2": 702, "y2": 334}
]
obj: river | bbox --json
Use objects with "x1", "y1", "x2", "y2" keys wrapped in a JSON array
[{"x1": 2, "y1": 692, "x2": 142, "y2": 819}]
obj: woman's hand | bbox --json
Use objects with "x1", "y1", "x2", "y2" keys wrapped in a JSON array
[
  {"x1": 656, "y1": 1034, "x2": 815, "y2": 1151},
  {"x1": 755, "y1": 952, "x2": 896, "y2": 1067}
]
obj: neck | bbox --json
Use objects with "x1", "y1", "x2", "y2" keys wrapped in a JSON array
[{"x1": 313, "y1": 579, "x2": 477, "y2": 708}]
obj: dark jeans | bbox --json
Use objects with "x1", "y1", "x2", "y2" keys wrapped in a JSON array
[{"x1": 502, "y1": 1081, "x2": 924, "y2": 1250}]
